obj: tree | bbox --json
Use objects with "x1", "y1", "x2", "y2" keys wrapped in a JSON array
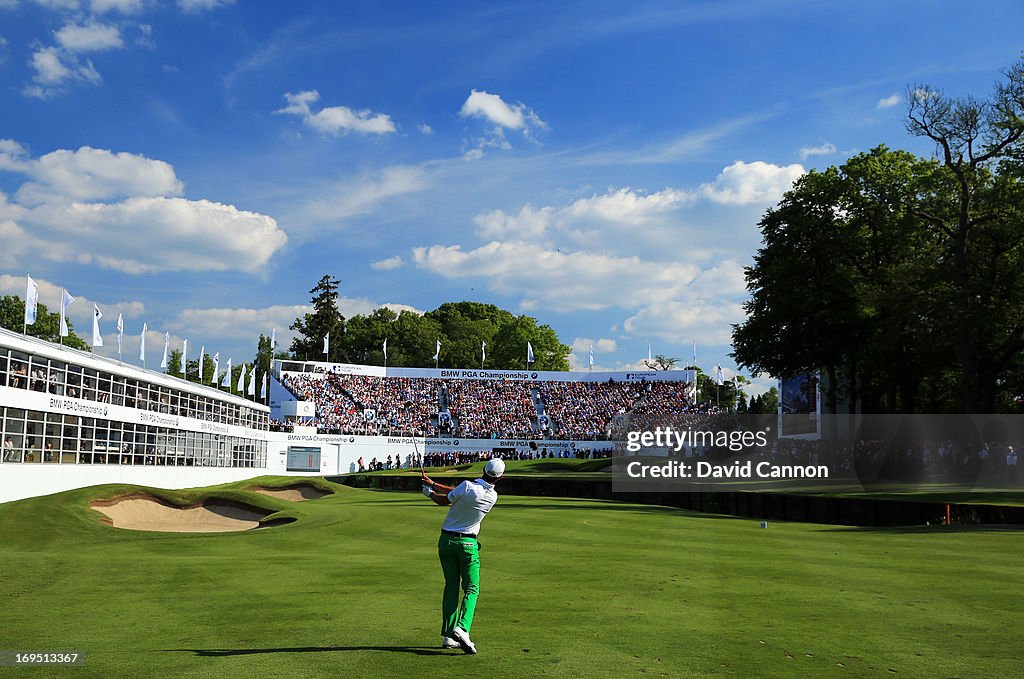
[
  {"x1": 289, "y1": 275, "x2": 346, "y2": 362},
  {"x1": 184, "y1": 353, "x2": 218, "y2": 387},
  {"x1": 0, "y1": 295, "x2": 90, "y2": 351},
  {"x1": 423, "y1": 302, "x2": 510, "y2": 369},
  {"x1": 343, "y1": 307, "x2": 398, "y2": 365},
  {"x1": 167, "y1": 349, "x2": 184, "y2": 379},
  {"x1": 643, "y1": 354, "x2": 679, "y2": 371},
  {"x1": 906, "y1": 59, "x2": 1024, "y2": 411},
  {"x1": 301, "y1": 294, "x2": 574, "y2": 370},
  {"x1": 488, "y1": 314, "x2": 570, "y2": 371},
  {"x1": 733, "y1": 146, "x2": 960, "y2": 414}
]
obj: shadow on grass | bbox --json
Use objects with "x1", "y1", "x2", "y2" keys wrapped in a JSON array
[{"x1": 166, "y1": 645, "x2": 452, "y2": 657}]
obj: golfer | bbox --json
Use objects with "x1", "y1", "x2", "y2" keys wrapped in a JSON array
[{"x1": 421, "y1": 458, "x2": 504, "y2": 654}]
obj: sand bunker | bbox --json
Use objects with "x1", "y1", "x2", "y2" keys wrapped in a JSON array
[
  {"x1": 91, "y1": 495, "x2": 273, "y2": 532},
  {"x1": 249, "y1": 484, "x2": 332, "y2": 501}
]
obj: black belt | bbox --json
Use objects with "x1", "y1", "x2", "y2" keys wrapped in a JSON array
[{"x1": 442, "y1": 530, "x2": 477, "y2": 538}]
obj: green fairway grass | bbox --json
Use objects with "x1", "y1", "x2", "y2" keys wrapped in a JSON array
[{"x1": 0, "y1": 477, "x2": 1021, "y2": 678}]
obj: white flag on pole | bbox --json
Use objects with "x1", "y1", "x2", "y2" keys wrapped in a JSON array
[
  {"x1": 92, "y1": 304, "x2": 103, "y2": 347},
  {"x1": 160, "y1": 332, "x2": 169, "y2": 369},
  {"x1": 382, "y1": 337, "x2": 388, "y2": 360},
  {"x1": 221, "y1": 358, "x2": 232, "y2": 387},
  {"x1": 271, "y1": 327, "x2": 276, "y2": 350},
  {"x1": 116, "y1": 313, "x2": 124, "y2": 355},
  {"x1": 589, "y1": 344, "x2": 594, "y2": 367},
  {"x1": 181, "y1": 339, "x2": 188, "y2": 377},
  {"x1": 715, "y1": 364, "x2": 725, "y2": 386},
  {"x1": 323, "y1": 333, "x2": 329, "y2": 355},
  {"x1": 59, "y1": 288, "x2": 75, "y2": 337},
  {"x1": 481, "y1": 340, "x2": 486, "y2": 363},
  {"x1": 432, "y1": 339, "x2": 440, "y2": 361},
  {"x1": 648, "y1": 343, "x2": 652, "y2": 363},
  {"x1": 24, "y1": 275, "x2": 38, "y2": 326},
  {"x1": 527, "y1": 341, "x2": 534, "y2": 363},
  {"x1": 260, "y1": 372, "x2": 268, "y2": 399},
  {"x1": 212, "y1": 352, "x2": 220, "y2": 384},
  {"x1": 692, "y1": 339, "x2": 697, "y2": 365},
  {"x1": 198, "y1": 346, "x2": 205, "y2": 382},
  {"x1": 247, "y1": 364, "x2": 257, "y2": 396},
  {"x1": 236, "y1": 363, "x2": 245, "y2": 392},
  {"x1": 139, "y1": 322, "x2": 147, "y2": 361}
]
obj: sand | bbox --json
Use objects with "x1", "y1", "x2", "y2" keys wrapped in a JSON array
[
  {"x1": 249, "y1": 484, "x2": 332, "y2": 501},
  {"x1": 92, "y1": 495, "x2": 270, "y2": 532}
]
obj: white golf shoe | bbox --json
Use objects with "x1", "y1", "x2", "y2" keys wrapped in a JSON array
[
  {"x1": 450, "y1": 626, "x2": 477, "y2": 654},
  {"x1": 441, "y1": 636, "x2": 460, "y2": 649}
]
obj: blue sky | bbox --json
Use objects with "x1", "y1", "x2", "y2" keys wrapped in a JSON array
[{"x1": 1, "y1": 0, "x2": 1022, "y2": 394}]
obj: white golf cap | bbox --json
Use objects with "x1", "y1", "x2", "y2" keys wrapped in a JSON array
[{"x1": 484, "y1": 458, "x2": 505, "y2": 478}]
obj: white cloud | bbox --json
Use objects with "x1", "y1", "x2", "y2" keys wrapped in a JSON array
[
  {"x1": 418, "y1": 123, "x2": 433, "y2": 135},
  {"x1": 798, "y1": 141, "x2": 836, "y2": 160},
  {"x1": 460, "y1": 90, "x2": 545, "y2": 131},
  {"x1": 177, "y1": 0, "x2": 234, "y2": 11},
  {"x1": 25, "y1": 197, "x2": 285, "y2": 274},
  {"x1": 24, "y1": 46, "x2": 101, "y2": 97},
  {"x1": 370, "y1": 255, "x2": 404, "y2": 271},
  {"x1": 700, "y1": 160, "x2": 804, "y2": 205},
  {"x1": 619, "y1": 260, "x2": 747, "y2": 344},
  {"x1": 413, "y1": 241, "x2": 700, "y2": 312},
  {"x1": 459, "y1": 89, "x2": 546, "y2": 158},
  {"x1": 0, "y1": 141, "x2": 287, "y2": 274},
  {"x1": 0, "y1": 139, "x2": 31, "y2": 172},
  {"x1": 877, "y1": 93, "x2": 901, "y2": 109},
  {"x1": 294, "y1": 165, "x2": 427, "y2": 228},
  {"x1": 276, "y1": 90, "x2": 396, "y2": 136},
  {"x1": 91, "y1": 0, "x2": 144, "y2": 12},
  {"x1": 570, "y1": 336, "x2": 616, "y2": 355},
  {"x1": 474, "y1": 187, "x2": 693, "y2": 242},
  {"x1": 623, "y1": 300, "x2": 745, "y2": 346},
  {"x1": 166, "y1": 299, "x2": 421, "y2": 357},
  {"x1": 15, "y1": 146, "x2": 182, "y2": 205},
  {"x1": 171, "y1": 305, "x2": 311, "y2": 341},
  {"x1": 54, "y1": 22, "x2": 123, "y2": 52},
  {"x1": 743, "y1": 375, "x2": 778, "y2": 398},
  {"x1": 31, "y1": 1, "x2": 80, "y2": 8}
]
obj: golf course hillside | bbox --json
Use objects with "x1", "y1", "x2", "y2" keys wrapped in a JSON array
[{"x1": 1, "y1": 476, "x2": 1021, "y2": 678}]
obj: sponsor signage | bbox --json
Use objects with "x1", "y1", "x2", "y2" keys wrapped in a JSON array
[
  {"x1": 1, "y1": 385, "x2": 266, "y2": 441},
  {"x1": 279, "y1": 362, "x2": 695, "y2": 384},
  {"x1": 273, "y1": 431, "x2": 612, "y2": 453}
]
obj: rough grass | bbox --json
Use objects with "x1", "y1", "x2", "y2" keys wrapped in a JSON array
[{"x1": 0, "y1": 476, "x2": 1021, "y2": 678}]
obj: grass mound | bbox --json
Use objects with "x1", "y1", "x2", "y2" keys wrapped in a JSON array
[{"x1": 248, "y1": 483, "x2": 334, "y2": 502}]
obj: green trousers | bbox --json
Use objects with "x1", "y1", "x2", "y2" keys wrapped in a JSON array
[{"x1": 437, "y1": 534, "x2": 481, "y2": 635}]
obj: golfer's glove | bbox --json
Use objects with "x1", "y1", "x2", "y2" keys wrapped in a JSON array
[{"x1": 422, "y1": 485, "x2": 433, "y2": 498}]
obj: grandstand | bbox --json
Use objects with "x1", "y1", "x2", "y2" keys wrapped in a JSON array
[
  {"x1": 0, "y1": 341, "x2": 698, "y2": 502},
  {"x1": 274, "y1": 361, "x2": 699, "y2": 442}
]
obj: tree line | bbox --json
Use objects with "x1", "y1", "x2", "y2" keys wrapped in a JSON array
[{"x1": 288, "y1": 275, "x2": 572, "y2": 371}]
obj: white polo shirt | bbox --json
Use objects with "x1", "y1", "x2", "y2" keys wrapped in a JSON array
[{"x1": 442, "y1": 478, "x2": 498, "y2": 535}]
